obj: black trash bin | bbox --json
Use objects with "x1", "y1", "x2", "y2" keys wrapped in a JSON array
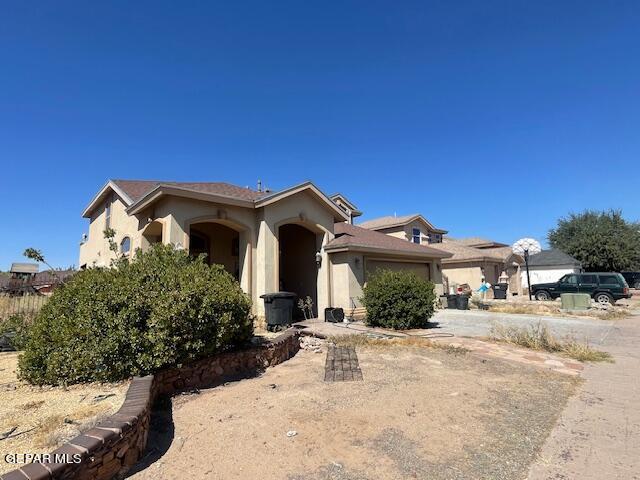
[
  {"x1": 260, "y1": 292, "x2": 297, "y2": 330},
  {"x1": 447, "y1": 294, "x2": 458, "y2": 309},
  {"x1": 455, "y1": 295, "x2": 469, "y2": 310},
  {"x1": 325, "y1": 307, "x2": 345, "y2": 323},
  {"x1": 492, "y1": 283, "x2": 508, "y2": 300}
]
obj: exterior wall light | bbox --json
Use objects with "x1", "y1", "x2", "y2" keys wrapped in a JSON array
[{"x1": 315, "y1": 251, "x2": 322, "y2": 267}]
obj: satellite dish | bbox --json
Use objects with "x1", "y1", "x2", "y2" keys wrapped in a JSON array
[{"x1": 512, "y1": 238, "x2": 542, "y2": 256}]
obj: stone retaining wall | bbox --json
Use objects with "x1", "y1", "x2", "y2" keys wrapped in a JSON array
[{"x1": 1, "y1": 330, "x2": 300, "y2": 480}]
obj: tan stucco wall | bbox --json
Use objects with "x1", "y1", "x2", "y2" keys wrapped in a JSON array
[
  {"x1": 330, "y1": 251, "x2": 366, "y2": 312},
  {"x1": 442, "y1": 260, "x2": 505, "y2": 292},
  {"x1": 79, "y1": 196, "x2": 141, "y2": 268}
]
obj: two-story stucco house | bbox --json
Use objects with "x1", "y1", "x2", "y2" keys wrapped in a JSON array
[
  {"x1": 359, "y1": 215, "x2": 524, "y2": 294},
  {"x1": 79, "y1": 180, "x2": 451, "y2": 323}
]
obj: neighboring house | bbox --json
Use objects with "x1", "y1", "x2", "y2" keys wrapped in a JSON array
[
  {"x1": 1, "y1": 265, "x2": 73, "y2": 294},
  {"x1": 9, "y1": 263, "x2": 38, "y2": 280},
  {"x1": 360, "y1": 217, "x2": 524, "y2": 293},
  {"x1": 521, "y1": 249, "x2": 582, "y2": 288},
  {"x1": 434, "y1": 239, "x2": 523, "y2": 293},
  {"x1": 357, "y1": 214, "x2": 448, "y2": 245},
  {"x1": 31, "y1": 269, "x2": 76, "y2": 294},
  {"x1": 79, "y1": 180, "x2": 451, "y2": 322}
]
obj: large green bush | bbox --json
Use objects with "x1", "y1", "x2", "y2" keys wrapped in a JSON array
[
  {"x1": 362, "y1": 269, "x2": 436, "y2": 330},
  {"x1": 18, "y1": 244, "x2": 253, "y2": 385}
]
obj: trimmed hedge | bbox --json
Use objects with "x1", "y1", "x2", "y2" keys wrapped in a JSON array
[
  {"x1": 18, "y1": 244, "x2": 253, "y2": 385},
  {"x1": 362, "y1": 269, "x2": 436, "y2": 329}
]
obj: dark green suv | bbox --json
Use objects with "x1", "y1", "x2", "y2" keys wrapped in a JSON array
[{"x1": 531, "y1": 273, "x2": 631, "y2": 304}]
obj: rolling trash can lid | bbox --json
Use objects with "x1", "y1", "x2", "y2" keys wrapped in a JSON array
[{"x1": 260, "y1": 292, "x2": 297, "y2": 301}]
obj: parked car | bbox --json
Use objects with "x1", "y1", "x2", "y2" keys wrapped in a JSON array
[
  {"x1": 531, "y1": 272, "x2": 631, "y2": 304},
  {"x1": 621, "y1": 272, "x2": 640, "y2": 289}
]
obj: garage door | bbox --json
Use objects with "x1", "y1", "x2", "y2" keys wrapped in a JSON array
[{"x1": 366, "y1": 260, "x2": 431, "y2": 280}]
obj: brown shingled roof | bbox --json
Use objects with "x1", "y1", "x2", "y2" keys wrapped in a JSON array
[
  {"x1": 450, "y1": 237, "x2": 508, "y2": 248},
  {"x1": 358, "y1": 214, "x2": 422, "y2": 230},
  {"x1": 112, "y1": 179, "x2": 266, "y2": 203},
  {"x1": 358, "y1": 214, "x2": 447, "y2": 234},
  {"x1": 435, "y1": 240, "x2": 520, "y2": 263},
  {"x1": 325, "y1": 223, "x2": 451, "y2": 258}
]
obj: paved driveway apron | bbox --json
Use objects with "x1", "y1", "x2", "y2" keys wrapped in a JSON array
[{"x1": 527, "y1": 314, "x2": 640, "y2": 480}]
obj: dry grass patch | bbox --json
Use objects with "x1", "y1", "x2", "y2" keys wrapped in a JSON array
[
  {"x1": 0, "y1": 352, "x2": 128, "y2": 475},
  {"x1": 489, "y1": 322, "x2": 613, "y2": 363},
  {"x1": 475, "y1": 297, "x2": 629, "y2": 320},
  {"x1": 327, "y1": 334, "x2": 469, "y2": 355}
]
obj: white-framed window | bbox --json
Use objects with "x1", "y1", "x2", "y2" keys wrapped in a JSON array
[
  {"x1": 412, "y1": 228, "x2": 421, "y2": 244},
  {"x1": 120, "y1": 236, "x2": 131, "y2": 255}
]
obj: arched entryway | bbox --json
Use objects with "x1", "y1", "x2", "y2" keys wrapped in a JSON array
[
  {"x1": 189, "y1": 222, "x2": 241, "y2": 280},
  {"x1": 278, "y1": 223, "x2": 319, "y2": 319},
  {"x1": 141, "y1": 221, "x2": 163, "y2": 249}
]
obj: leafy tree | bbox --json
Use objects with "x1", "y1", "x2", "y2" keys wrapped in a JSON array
[
  {"x1": 548, "y1": 210, "x2": 640, "y2": 272},
  {"x1": 23, "y1": 248, "x2": 59, "y2": 280}
]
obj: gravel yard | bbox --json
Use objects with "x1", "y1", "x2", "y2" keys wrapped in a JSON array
[
  {"x1": 0, "y1": 352, "x2": 128, "y2": 475},
  {"x1": 129, "y1": 339, "x2": 579, "y2": 480}
]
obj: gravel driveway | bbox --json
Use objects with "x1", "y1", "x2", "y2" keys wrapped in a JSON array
[{"x1": 128, "y1": 341, "x2": 578, "y2": 480}]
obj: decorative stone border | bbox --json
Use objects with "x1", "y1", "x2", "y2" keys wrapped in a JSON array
[{"x1": 1, "y1": 330, "x2": 300, "y2": 480}]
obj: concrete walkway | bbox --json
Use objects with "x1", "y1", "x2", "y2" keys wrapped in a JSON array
[{"x1": 528, "y1": 314, "x2": 640, "y2": 480}]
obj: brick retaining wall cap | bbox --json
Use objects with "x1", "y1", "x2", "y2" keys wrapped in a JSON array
[{"x1": 0, "y1": 330, "x2": 300, "y2": 480}]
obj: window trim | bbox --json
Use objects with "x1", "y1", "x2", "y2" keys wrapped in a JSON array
[
  {"x1": 120, "y1": 236, "x2": 131, "y2": 256},
  {"x1": 411, "y1": 227, "x2": 421, "y2": 244}
]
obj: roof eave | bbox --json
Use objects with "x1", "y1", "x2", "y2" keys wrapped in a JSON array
[
  {"x1": 126, "y1": 184, "x2": 255, "y2": 215},
  {"x1": 366, "y1": 214, "x2": 446, "y2": 233},
  {"x1": 255, "y1": 181, "x2": 350, "y2": 222},
  {"x1": 325, "y1": 243, "x2": 452, "y2": 259},
  {"x1": 82, "y1": 180, "x2": 134, "y2": 218}
]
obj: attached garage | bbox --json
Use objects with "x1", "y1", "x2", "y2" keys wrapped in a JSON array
[
  {"x1": 325, "y1": 223, "x2": 452, "y2": 315},
  {"x1": 365, "y1": 259, "x2": 431, "y2": 281}
]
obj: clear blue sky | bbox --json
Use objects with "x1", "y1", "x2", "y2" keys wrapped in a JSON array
[{"x1": 1, "y1": 1, "x2": 639, "y2": 269}]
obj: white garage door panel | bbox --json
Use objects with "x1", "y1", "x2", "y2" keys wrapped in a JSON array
[{"x1": 366, "y1": 260, "x2": 431, "y2": 280}]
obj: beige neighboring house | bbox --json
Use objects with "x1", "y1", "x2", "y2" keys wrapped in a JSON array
[
  {"x1": 359, "y1": 217, "x2": 524, "y2": 294},
  {"x1": 434, "y1": 238, "x2": 523, "y2": 294},
  {"x1": 357, "y1": 214, "x2": 448, "y2": 245},
  {"x1": 79, "y1": 180, "x2": 450, "y2": 323}
]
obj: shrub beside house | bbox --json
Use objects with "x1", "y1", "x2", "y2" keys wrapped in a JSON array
[{"x1": 18, "y1": 244, "x2": 253, "y2": 385}]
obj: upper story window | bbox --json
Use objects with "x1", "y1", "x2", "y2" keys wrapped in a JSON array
[
  {"x1": 105, "y1": 198, "x2": 112, "y2": 229},
  {"x1": 430, "y1": 233, "x2": 442, "y2": 244},
  {"x1": 412, "y1": 228, "x2": 421, "y2": 244},
  {"x1": 120, "y1": 237, "x2": 131, "y2": 256}
]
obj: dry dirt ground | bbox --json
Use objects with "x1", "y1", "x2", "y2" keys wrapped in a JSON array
[
  {"x1": 129, "y1": 342, "x2": 579, "y2": 480},
  {"x1": 0, "y1": 352, "x2": 128, "y2": 475}
]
